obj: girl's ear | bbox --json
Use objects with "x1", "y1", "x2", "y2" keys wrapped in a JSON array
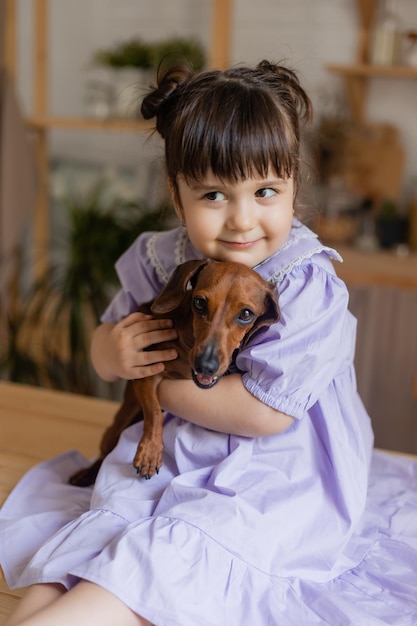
[{"x1": 168, "y1": 178, "x2": 185, "y2": 225}]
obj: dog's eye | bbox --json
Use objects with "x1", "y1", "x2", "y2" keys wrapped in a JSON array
[
  {"x1": 237, "y1": 309, "x2": 256, "y2": 324},
  {"x1": 192, "y1": 297, "x2": 208, "y2": 315}
]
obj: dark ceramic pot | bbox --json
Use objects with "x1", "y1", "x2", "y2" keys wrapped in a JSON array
[{"x1": 375, "y1": 217, "x2": 409, "y2": 249}]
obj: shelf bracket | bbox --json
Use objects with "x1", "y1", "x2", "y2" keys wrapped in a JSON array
[
  {"x1": 32, "y1": 0, "x2": 49, "y2": 278},
  {"x1": 210, "y1": 0, "x2": 232, "y2": 69},
  {"x1": 343, "y1": 74, "x2": 368, "y2": 122},
  {"x1": 355, "y1": 0, "x2": 377, "y2": 59}
]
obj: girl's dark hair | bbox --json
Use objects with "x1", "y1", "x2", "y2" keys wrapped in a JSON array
[{"x1": 141, "y1": 60, "x2": 312, "y2": 203}]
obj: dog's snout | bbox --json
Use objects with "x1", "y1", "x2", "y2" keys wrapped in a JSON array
[{"x1": 194, "y1": 343, "x2": 220, "y2": 376}]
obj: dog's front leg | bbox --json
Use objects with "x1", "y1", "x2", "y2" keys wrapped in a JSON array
[{"x1": 132, "y1": 378, "x2": 165, "y2": 479}]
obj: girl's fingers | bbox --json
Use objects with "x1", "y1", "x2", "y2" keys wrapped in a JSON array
[
  {"x1": 116, "y1": 315, "x2": 177, "y2": 349},
  {"x1": 133, "y1": 327, "x2": 178, "y2": 351},
  {"x1": 120, "y1": 312, "x2": 174, "y2": 331},
  {"x1": 131, "y1": 362, "x2": 166, "y2": 379},
  {"x1": 110, "y1": 313, "x2": 179, "y2": 379},
  {"x1": 130, "y1": 349, "x2": 178, "y2": 380},
  {"x1": 140, "y1": 347, "x2": 178, "y2": 365}
]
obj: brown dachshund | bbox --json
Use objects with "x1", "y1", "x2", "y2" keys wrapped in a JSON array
[{"x1": 69, "y1": 259, "x2": 279, "y2": 485}]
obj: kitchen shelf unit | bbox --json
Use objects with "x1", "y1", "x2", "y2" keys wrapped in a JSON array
[{"x1": 325, "y1": 0, "x2": 417, "y2": 449}]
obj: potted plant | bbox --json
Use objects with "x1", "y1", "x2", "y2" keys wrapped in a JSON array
[
  {"x1": 0, "y1": 182, "x2": 173, "y2": 398},
  {"x1": 92, "y1": 38, "x2": 154, "y2": 70},
  {"x1": 375, "y1": 198, "x2": 409, "y2": 249},
  {"x1": 86, "y1": 38, "x2": 153, "y2": 119},
  {"x1": 87, "y1": 36, "x2": 206, "y2": 119},
  {"x1": 150, "y1": 37, "x2": 206, "y2": 72}
]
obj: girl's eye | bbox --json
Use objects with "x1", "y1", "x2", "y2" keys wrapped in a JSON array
[
  {"x1": 192, "y1": 297, "x2": 208, "y2": 315},
  {"x1": 204, "y1": 191, "x2": 226, "y2": 202},
  {"x1": 255, "y1": 187, "x2": 276, "y2": 199},
  {"x1": 237, "y1": 308, "x2": 256, "y2": 324}
]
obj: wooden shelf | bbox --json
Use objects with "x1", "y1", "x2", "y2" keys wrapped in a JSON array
[
  {"x1": 327, "y1": 64, "x2": 417, "y2": 79},
  {"x1": 26, "y1": 116, "x2": 154, "y2": 132},
  {"x1": 327, "y1": 63, "x2": 417, "y2": 121},
  {"x1": 334, "y1": 246, "x2": 417, "y2": 291}
]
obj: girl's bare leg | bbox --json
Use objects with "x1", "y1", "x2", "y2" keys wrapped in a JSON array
[
  {"x1": 4, "y1": 580, "x2": 153, "y2": 626},
  {"x1": 4, "y1": 583, "x2": 65, "y2": 626}
]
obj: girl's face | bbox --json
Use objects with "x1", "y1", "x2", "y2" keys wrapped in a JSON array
[{"x1": 175, "y1": 170, "x2": 294, "y2": 268}]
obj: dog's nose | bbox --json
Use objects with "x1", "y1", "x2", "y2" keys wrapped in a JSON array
[{"x1": 194, "y1": 343, "x2": 220, "y2": 376}]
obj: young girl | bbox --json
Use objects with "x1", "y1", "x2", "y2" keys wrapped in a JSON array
[{"x1": 1, "y1": 61, "x2": 417, "y2": 626}]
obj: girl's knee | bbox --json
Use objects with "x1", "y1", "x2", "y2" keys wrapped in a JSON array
[{"x1": 4, "y1": 582, "x2": 65, "y2": 626}]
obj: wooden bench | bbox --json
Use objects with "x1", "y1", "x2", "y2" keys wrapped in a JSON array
[{"x1": 0, "y1": 382, "x2": 118, "y2": 624}]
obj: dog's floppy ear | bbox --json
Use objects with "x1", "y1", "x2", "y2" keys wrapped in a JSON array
[
  {"x1": 151, "y1": 259, "x2": 209, "y2": 315},
  {"x1": 241, "y1": 284, "x2": 280, "y2": 347}
]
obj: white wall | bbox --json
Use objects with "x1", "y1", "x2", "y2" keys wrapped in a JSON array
[{"x1": 15, "y1": 0, "x2": 417, "y2": 205}]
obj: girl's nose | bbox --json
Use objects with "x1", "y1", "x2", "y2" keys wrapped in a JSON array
[{"x1": 226, "y1": 201, "x2": 256, "y2": 231}]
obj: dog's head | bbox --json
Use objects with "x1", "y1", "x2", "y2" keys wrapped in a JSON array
[{"x1": 151, "y1": 259, "x2": 279, "y2": 388}]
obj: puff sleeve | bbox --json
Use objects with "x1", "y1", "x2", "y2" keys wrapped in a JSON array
[
  {"x1": 237, "y1": 259, "x2": 356, "y2": 420},
  {"x1": 100, "y1": 233, "x2": 165, "y2": 323}
]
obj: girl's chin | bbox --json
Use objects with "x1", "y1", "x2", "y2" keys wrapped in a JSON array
[{"x1": 207, "y1": 243, "x2": 267, "y2": 266}]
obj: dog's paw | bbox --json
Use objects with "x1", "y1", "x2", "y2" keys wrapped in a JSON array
[
  {"x1": 135, "y1": 465, "x2": 160, "y2": 480},
  {"x1": 133, "y1": 441, "x2": 163, "y2": 479}
]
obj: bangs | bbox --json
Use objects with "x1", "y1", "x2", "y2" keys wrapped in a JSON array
[{"x1": 167, "y1": 83, "x2": 296, "y2": 184}]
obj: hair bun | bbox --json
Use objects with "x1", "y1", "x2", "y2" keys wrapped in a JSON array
[
  {"x1": 256, "y1": 60, "x2": 312, "y2": 123},
  {"x1": 141, "y1": 65, "x2": 194, "y2": 138}
]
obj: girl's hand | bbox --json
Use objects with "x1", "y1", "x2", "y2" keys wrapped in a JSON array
[{"x1": 91, "y1": 312, "x2": 178, "y2": 382}]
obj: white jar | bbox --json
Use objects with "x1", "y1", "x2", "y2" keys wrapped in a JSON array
[{"x1": 369, "y1": 0, "x2": 402, "y2": 66}]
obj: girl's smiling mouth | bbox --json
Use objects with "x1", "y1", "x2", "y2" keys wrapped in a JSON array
[{"x1": 219, "y1": 239, "x2": 262, "y2": 249}]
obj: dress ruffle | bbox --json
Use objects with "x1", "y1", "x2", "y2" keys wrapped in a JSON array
[
  {"x1": 0, "y1": 451, "x2": 92, "y2": 587},
  {"x1": 1, "y1": 449, "x2": 417, "y2": 625}
]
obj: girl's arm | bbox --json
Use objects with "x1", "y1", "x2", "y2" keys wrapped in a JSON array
[
  {"x1": 91, "y1": 312, "x2": 179, "y2": 382},
  {"x1": 91, "y1": 316, "x2": 292, "y2": 437},
  {"x1": 158, "y1": 375, "x2": 294, "y2": 438}
]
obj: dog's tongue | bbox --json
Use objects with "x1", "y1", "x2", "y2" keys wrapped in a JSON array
[{"x1": 196, "y1": 374, "x2": 215, "y2": 386}]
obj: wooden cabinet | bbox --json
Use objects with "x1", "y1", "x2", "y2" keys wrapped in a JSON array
[
  {"x1": 327, "y1": 0, "x2": 417, "y2": 121},
  {"x1": 349, "y1": 283, "x2": 417, "y2": 454},
  {"x1": 4, "y1": 0, "x2": 233, "y2": 275},
  {"x1": 334, "y1": 247, "x2": 417, "y2": 454}
]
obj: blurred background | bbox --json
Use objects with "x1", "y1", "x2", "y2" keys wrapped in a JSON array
[{"x1": 1, "y1": 0, "x2": 416, "y2": 452}]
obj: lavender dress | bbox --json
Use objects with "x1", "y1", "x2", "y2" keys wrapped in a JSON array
[{"x1": 1, "y1": 221, "x2": 417, "y2": 626}]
